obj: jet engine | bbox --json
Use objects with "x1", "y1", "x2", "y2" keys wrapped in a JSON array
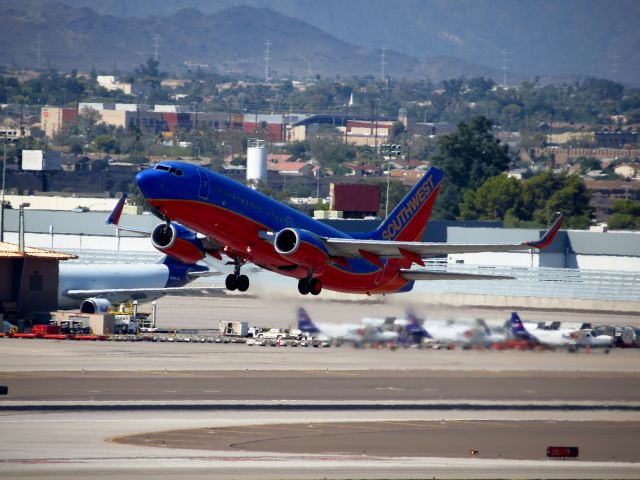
[
  {"x1": 151, "y1": 222, "x2": 205, "y2": 264},
  {"x1": 274, "y1": 228, "x2": 330, "y2": 271},
  {"x1": 80, "y1": 298, "x2": 112, "y2": 314}
]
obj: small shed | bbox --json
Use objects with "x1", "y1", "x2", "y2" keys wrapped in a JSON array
[{"x1": 0, "y1": 242, "x2": 77, "y2": 321}]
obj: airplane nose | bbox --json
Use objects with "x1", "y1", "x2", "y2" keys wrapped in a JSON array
[{"x1": 135, "y1": 169, "x2": 160, "y2": 198}]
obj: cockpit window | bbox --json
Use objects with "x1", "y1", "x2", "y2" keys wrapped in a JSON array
[{"x1": 154, "y1": 164, "x2": 183, "y2": 176}]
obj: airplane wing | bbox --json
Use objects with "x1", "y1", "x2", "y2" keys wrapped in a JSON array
[
  {"x1": 324, "y1": 213, "x2": 565, "y2": 264},
  {"x1": 64, "y1": 286, "x2": 227, "y2": 300},
  {"x1": 399, "y1": 270, "x2": 514, "y2": 281}
]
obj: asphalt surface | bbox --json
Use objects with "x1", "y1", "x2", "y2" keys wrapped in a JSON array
[
  {"x1": 2, "y1": 370, "x2": 640, "y2": 402},
  {"x1": 115, "y1": 420, "x2": 640, "y2": 462},
  {"x1": 1, "y1": 296, "x2": 640, "y2": 479}
]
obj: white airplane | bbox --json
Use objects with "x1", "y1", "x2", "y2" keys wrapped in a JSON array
[
  {"x1": 397, "y1": 310, "x2": 498, "y2": 346},
  {"x1": 58, "y1": 256, "x2": 224, "y2": 313},
  {"x1": 296, "y1": 307, "x2": 398, "y2": 345},
  {"x1": 509, "y1": 312, "x2": 613, "y2": 349},
  {"x1": 56, "y1": 199, "x2": 225, "y2": 313}
]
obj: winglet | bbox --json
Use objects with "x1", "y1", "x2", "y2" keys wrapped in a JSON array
[
  {"x1": 106, "y1": 194, "x2": 127, "y2": 226},
  {"x1": 525, "y1": 212, "x2": 565, "y2": 249}
]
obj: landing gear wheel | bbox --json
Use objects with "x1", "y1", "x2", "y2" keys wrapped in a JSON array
[
  {"x1": 237, "y1": 274, "x2": 250, "y2": 292},
  {"x1": 297, "y1": 278, "x2": 310, "y2": 295},
  {"x1": 309, "y1": 278, "x2": 322, "y2": 296},
  {"x1": 225, "y1": 274, "x2": 238, "y2": 291}
]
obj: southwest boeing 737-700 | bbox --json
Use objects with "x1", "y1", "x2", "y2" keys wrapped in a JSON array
[{"x1": 108, "y1": 161, "x2": 564, "y2": 296}]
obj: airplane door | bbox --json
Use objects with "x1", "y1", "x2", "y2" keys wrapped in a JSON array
[{"x1": 198, "y1": 170, "x2": 210, "y2": 199}]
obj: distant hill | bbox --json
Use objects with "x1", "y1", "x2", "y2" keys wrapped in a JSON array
[
  {"x1": 0, "y1": 1, "x2": 514, "y2": 82},
  {"x1": 53, "y1": 0, "x2": 640, "y2": 85}
]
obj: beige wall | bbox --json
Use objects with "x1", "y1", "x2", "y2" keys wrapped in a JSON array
[
  {"x1": 40, "y1": 107, "x2": 63, "y2": 138},
  {"x1": 98, "y1": 109, "x2": 128, "y2": 129}
]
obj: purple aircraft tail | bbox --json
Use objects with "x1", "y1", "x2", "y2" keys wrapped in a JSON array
[{"x1": 297, "y1": 308, "x2": 320, "y2": 334}]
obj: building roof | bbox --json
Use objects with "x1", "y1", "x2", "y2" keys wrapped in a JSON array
[
  {"x1": 0, "y1": 242, "x2": 78, "y2": 260},
  {"x1": 268, "y1": 154, "x2": 295, "y2": 163},
  {"x1": 267, "y1": 161, "x2": 312, "y2": 173}
]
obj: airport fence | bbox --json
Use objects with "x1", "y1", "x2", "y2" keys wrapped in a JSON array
[{"x1": 62, "y1": 250, "x2": 640, "y2": 302}]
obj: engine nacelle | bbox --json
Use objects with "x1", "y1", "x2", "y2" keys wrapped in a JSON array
[
  {"x1": 80, "y1": 298, "x2": 112, "y2": 314},
  {"x1": 274, "y1": 228, "x2": 330, "y2": 271},
  {"x1": 151, "y1": 222, "x2": 205, "y2": 264}
]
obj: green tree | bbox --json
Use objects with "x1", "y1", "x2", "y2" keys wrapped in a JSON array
[
  {"x1": 459, "y1": 174, "x2": 523, "y2": 221},
  {"x1": 521, "y1": 171, "x2": 592, "y2": 228},
  {"x1": 378, "y1": 180, "x2": 411, "y2": 218},
  {"x1": 607, "y1": 199, "x2": 640, "y2": 230},
  {"x1": 431, "y1": 116, "x2": 510, "y2": 219},
  {"x1": 127, "y1": 183, "x2": 147, "y2": 208},
  {"x1": 94, "y1": 135, "x2": 119, "y2": 154},
  {"x1": 577, "y1": 156, "x2": 601, "y2": 174},
  {"x1": 77, "y1": 107, "x2": 101, "y2": 140}
]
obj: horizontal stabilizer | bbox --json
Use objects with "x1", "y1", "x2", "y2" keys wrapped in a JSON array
[
  {"x1": 187, "y1": 270, "x2": 223, "y2": 279},
  {"x1": 400, "y1": 269, "x2": 514, "y2": 281},
  {"x1": 64, "y1": 286, "x2": 226, "y2": 300}
]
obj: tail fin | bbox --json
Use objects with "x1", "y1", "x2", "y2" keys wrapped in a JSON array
[
  {"x1": 297, "y1": 308, "x2": 320, "y2": 334},
  {"x1": 510, "y1": 312, "x2": 535, "y2": 341},
  {"x1": 106, "y1": 194, "x2": 127, "y2": 226},
  {"x1": 405, "y1": 309, "x2": 431, "y2": 339},
  {"x1": 370, "y1": 166, "x2": 443, "y2": 242}
]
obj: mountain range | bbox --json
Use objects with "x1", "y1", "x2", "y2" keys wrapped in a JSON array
[{"x1": 1, "y1": 0, "x2": 639, "y2": 84}]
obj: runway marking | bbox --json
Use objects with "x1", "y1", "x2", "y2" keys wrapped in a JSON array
[
  {"x1": 377, "y1": 420, "x2": 445, "y2": 429},
  {"x1": 374, "y1": 387, "x2": 406, "y2": 391},
  {"x1": 203, "y1": 390, "x2": 221, "y2": 393},
  {"x1": 305, "y1": 370, "x2": 360, "y2": 377}
]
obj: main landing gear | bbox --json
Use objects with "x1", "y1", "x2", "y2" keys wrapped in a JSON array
[
  {"x1": 225, "y1": 256, "x2": 249, "y2": 292},
  {"x1": 298, "y1": 274, "x2": 322, "y2": 296}
]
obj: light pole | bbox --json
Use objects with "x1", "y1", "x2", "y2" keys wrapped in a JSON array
[
  {"x1": 1, "y1": 134, "x2": 7, "y2": 242},
  {"x1": 18, "y1": 202, "x2": 30, "y2": 252}
]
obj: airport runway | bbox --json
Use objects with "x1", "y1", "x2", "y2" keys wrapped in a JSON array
[
  {"x1": 2, "y1": 370, "x2": 640, "y2": 403},
  {"x1": 1, "y1": 296, "x2": 640, "y2": 479}
]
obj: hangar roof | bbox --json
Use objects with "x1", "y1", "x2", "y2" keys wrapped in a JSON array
[{"x1": 0, "y1": 242, "x2": 78, "y2": 260}]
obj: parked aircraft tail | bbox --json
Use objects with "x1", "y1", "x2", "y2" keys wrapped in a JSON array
[
  {"x1": 404, "y1": 309, "x2": 431, "y2": 339},
  {"x1": 370, "y1": 166, "x2": 444, "y2": 242},
  {"x1": 509, "y1": 312, "x2": 536, "y2": 342},
  {"x1": 297, "y1": 307, "x2": 321, "y2": 334}
]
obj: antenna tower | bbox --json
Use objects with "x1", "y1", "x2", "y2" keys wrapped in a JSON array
[
  {"x1": 264, "y1": 39, "x2": 271, "y2": 82},
  {"x1": 501, "y1": 50, "x2": 509, "y2": 87},
  {"x1": 381, "y1": 46, "x2": 386, "y2": 80},
  {"x1": 152, "y1": 34, "x2": 161, "y2": 61}
]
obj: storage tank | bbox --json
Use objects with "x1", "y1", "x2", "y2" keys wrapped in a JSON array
[{"x1": 246, "y1": 138, "x2": 267, "y2": 185}]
